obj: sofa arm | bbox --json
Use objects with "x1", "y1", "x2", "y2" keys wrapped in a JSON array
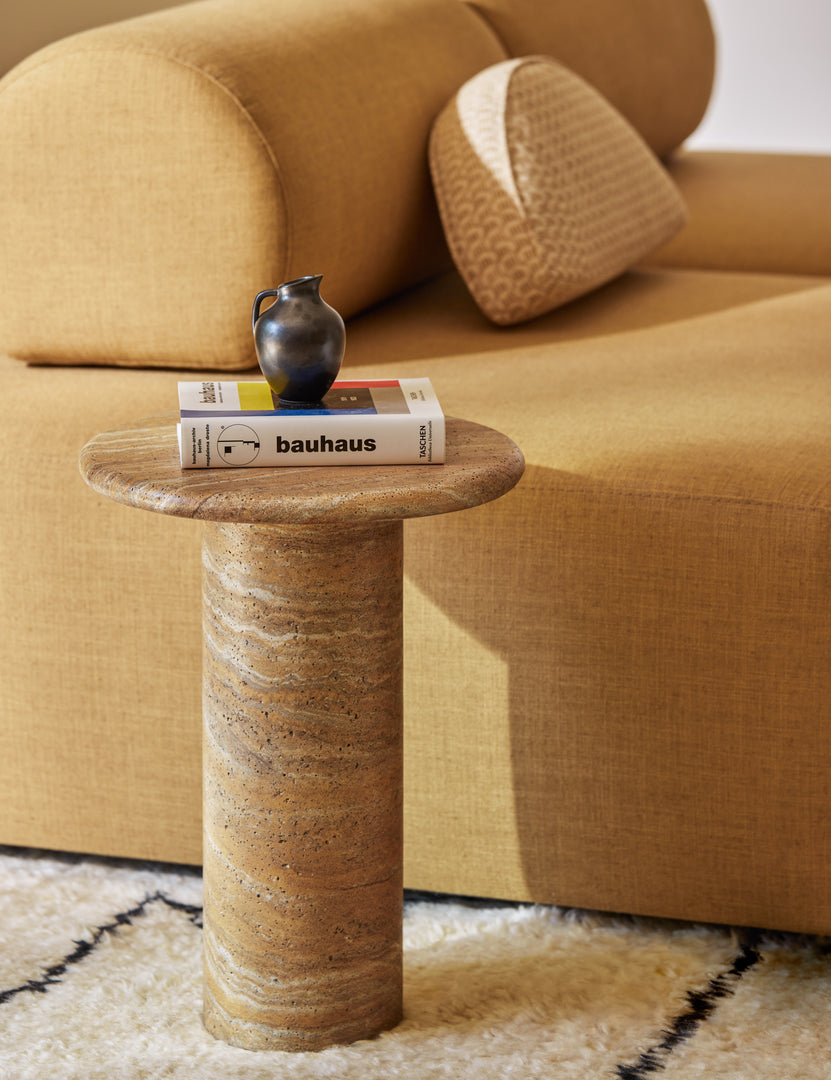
[
  {"x1": 0, "y1": 0, "x2": 502, "y2": 369},
  {"x1": 649, "y1": 150, "x2": 831, "y2": 277}
]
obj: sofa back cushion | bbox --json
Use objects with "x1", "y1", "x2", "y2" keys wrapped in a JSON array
[
  {"x1": 0, "y1": 0, "x2": 503, "y2": 369},
  {"x1": 461, "y1": 0, "x2": 715, "y2": 159},
  {"x1": 0, "y1": 0, "x2": 714, "y2": 369}
]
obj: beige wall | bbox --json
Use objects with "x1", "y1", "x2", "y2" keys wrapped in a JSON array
[{"x1": 1, "y1": 0, "x2": 189, "y2": 77}]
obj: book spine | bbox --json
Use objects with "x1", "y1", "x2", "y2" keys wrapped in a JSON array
[{"x1": 178, "y1": 413, "x2": 444, "y2": 468}]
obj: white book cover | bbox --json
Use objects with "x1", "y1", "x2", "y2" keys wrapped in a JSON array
[{"x1": 177, "y1": 378, "x2": 445, "y2": 468}]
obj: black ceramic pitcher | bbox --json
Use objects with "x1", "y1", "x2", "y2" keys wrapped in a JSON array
[{"x1": 252, "y1": 275, "x2": 345, "y2": 404}]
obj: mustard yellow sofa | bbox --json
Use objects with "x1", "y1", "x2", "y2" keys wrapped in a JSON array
[{"x1": 2, "y1": 0, "x2": 830, "y2": 935}]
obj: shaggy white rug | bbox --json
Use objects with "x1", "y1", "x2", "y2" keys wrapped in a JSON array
[{"x1": 1, "y1": 846, "x2": 829, "y2": 1079}]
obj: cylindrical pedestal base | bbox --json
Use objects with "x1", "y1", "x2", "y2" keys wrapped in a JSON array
[{"x1": 201, "y1": 519, "x2": 403, "y2": 1051}]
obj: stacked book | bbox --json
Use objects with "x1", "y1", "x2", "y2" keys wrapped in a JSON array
[{"x1": 177, "y1": 378, "x2": 445, "y2": 468}]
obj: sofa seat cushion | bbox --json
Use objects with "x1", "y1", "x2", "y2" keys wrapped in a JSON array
[
  {"x1": 429, "y1": 56, "x2": 687, "y2": 325},
  {"x1": 344, "y1": 283, "x2": 831, "y2": 509},
  {"x1": 350, "y1": 283, "x2": 831, "y2": 927},
  {"x1": 2, "y1": 280, "x2": 831, "y2": 938},
  {"x1": 343, "y1": 264, "x2": 830, "y2": 366}
]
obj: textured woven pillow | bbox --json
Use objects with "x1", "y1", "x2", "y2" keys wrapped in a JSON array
[{"x1": 429, "y1": 56, "x2": 687, "y2": 325}]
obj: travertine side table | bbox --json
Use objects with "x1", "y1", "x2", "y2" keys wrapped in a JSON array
[{"x1": 80, "y1": 414, "x2": 524, "y2": 1052}]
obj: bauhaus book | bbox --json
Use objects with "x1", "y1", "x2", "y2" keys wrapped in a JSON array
[{"x1": 177, "y1": 377, "x2": 445, "y2": 468}]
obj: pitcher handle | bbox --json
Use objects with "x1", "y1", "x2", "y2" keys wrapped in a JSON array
[{"x1": 252, "y1": 289, "x2": 280, "y2": 332}]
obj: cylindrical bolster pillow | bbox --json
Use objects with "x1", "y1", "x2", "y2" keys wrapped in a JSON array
[
  {"x1": 460, "y1": 0, "x2": 716, "y2": 159},
  {"x1": 0, "y1": 0, "x2": 503, "y2": 369}
]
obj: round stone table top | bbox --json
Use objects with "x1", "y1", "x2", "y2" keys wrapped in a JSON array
[{"x1": 80, "y1": 414, "x2": 525, "y2": 525}]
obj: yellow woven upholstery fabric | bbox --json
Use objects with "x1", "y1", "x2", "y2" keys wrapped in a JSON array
[
  {"x1": 654, "y1": 151, "x2": 831, "y2": 277},
  {"x1": 0, "y1": 0, "x2": 715, "y2": 368},
  {"x1": 429, "y1": 57, "x2": 687, "y2": 325},
  {"x1": 0, "y1": 0, "x2": 503, "y2": 369}
]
